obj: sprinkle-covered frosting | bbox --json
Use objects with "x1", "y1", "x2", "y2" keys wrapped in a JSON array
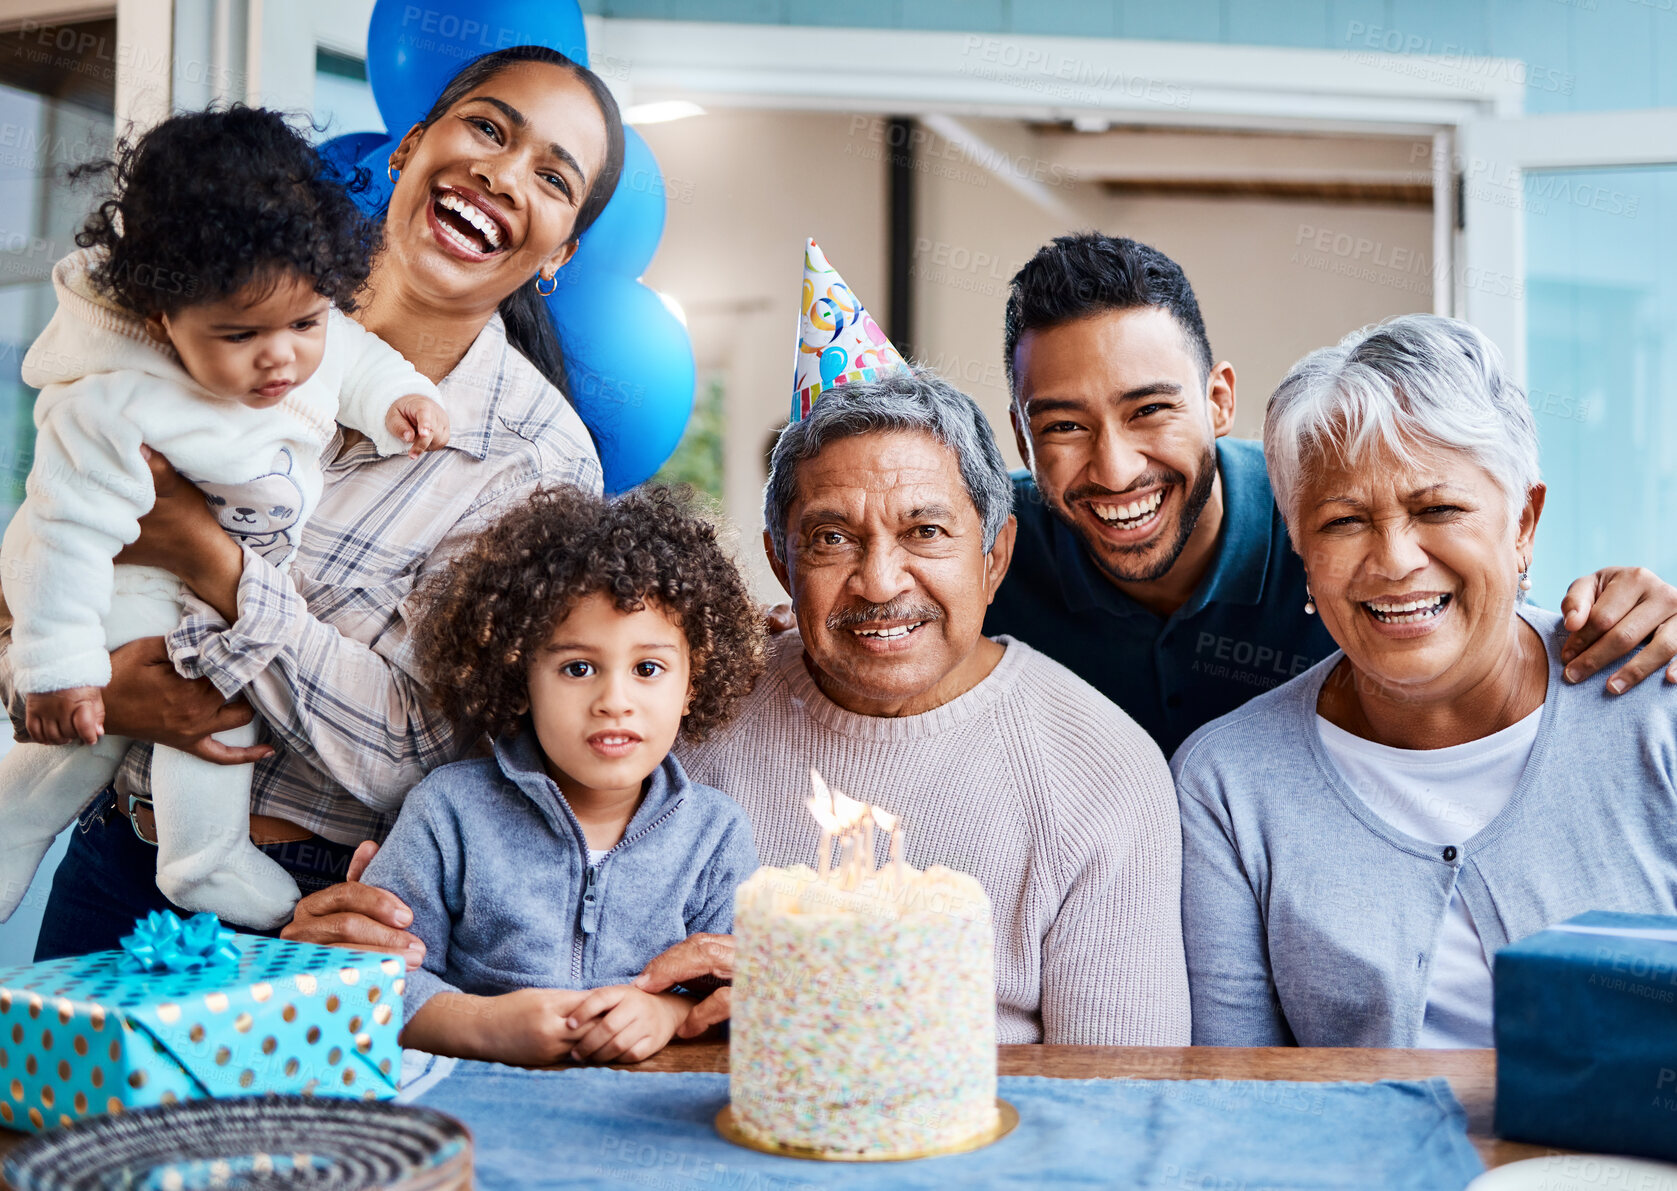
[{"x1": 730, "y1": 864, "x2": 997, "y2": 1156}]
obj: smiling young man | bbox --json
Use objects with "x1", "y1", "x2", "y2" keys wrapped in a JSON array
[{"x1": 985, "y1": 232, "x2": 1677, "y2": 757}]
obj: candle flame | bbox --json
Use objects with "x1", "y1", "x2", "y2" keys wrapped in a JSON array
[
  {"x1": 805, "y1": 768, "x2": 843, "y2": 831},
  {"x1": 803, "y1": 769, "x2": 907, "y2": 888},
  {"x1": 831, "y1": 787, "x2": 870, "y2": 829}
]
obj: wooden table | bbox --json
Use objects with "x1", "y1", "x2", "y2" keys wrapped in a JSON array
[
  {"x1": 0, "y1": 1043, "x2": 1559, "y2": 1181},
  {"x1": 632, "y1": 1042, "x2": 1555, "y2": 1168}
]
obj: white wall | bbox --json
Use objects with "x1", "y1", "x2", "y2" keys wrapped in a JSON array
[{"x1": 639, "y1": 109, "x2": 887, "y2": 602}]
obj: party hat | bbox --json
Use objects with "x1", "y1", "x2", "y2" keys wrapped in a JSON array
[{"x1": 792, "y1": 238, "x2": 907, "y2": 422}]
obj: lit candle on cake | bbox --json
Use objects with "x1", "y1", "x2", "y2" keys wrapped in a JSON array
[
  {"x1": 723, "y1": 772, "x2": 1007, "y2": 1160},
  {"x1": 807, "y1": 769, "x2": 838, "y2": 879},
  {"x1": 871, "y1": 806, "x2": 904, "y2": 889}
]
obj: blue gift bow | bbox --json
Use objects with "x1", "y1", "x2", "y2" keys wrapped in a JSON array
[{"x1": 118, "y1": 910, "x2": 241, "y2": 973}]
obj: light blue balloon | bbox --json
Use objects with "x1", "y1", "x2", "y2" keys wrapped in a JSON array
[
  {"x1": 819, "y1": 345, "x2": 849, "y2": 387},
  {"x1": 546, "y1": 275, "x2": 695, "y2": 493},
  {"x1": 365, "y1": 0, "x2": 588, "y2": 141},
  {"x1": 558, "y1": 127, "x2": 668, "y2": 285}
]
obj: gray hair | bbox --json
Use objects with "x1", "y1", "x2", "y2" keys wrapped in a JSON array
[
  {"x1": 764, "y1": 365, "x2": 1013, "y2": 563},
  {"x1": 1264, "y1": 313, "x2": 1541, "y2": 542}
]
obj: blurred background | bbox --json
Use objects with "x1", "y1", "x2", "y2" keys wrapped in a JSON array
[{"x1": 2, "y1": 0, "x2": 1675, "y2": 958}]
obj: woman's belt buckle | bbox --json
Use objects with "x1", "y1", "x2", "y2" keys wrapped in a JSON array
[{"x1": 124, "y1": 792, "x2": 158, "y2": 846}]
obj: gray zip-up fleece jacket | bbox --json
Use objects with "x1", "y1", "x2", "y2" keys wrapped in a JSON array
[{"x1": 362, "y1": 727, "x2": 758, "y2": 1022}]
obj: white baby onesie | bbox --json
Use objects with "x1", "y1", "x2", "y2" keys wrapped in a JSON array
[{"x1": 0, "y1": 247, "x2": 439, "y2": 928}]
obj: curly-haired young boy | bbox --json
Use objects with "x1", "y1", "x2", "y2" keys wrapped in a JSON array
[
  {"x1": 363, "y1": 485, "x2": 767, "y2": 1065},
  {"x1": 0, "y1": 106, "x2": 450, "y2": 930}
]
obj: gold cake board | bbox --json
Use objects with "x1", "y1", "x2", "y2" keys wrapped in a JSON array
[{"x1": 715, "y1": 1099, "x2": 1018, "y2": 1163}]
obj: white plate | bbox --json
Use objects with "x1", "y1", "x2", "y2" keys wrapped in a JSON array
[{"x1": 1469, "y1": 1154, "x2": 1677, "y2": 1191}]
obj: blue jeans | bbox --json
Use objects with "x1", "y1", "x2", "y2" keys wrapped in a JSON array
[{"x1": 33, "y1": 788, "x2": 361, "y2": 961}]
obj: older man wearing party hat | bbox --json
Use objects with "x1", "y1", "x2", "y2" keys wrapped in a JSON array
[
  {"x1": 644, "y1": 241, "x2": 1190, "y2": 1044},
  {"x1": 287, "y1": 240, "x2": 1191, "y2": 1047}
]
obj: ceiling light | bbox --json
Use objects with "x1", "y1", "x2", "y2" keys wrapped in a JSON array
[{"x1": 624, "y1": 100, "x2": 707, "y2": 125}]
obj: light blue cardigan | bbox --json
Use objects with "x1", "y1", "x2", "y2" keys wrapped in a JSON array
[{"x1": 1172, "y1": 605, "x2": 1677, "y2": 1047}]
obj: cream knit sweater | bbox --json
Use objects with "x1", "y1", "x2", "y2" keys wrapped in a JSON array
[{"x1": 681, "y1": 631, "x2": 1191, "y2": 1045}]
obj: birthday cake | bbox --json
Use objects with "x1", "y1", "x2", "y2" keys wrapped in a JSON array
[{"x1": 728, "y1": 783, "x2": 998, "y2": 1159}]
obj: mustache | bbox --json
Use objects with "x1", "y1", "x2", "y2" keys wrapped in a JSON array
[
  {"x1": 1063, "y1": 470, "x2": 1183, "y2": 505},
  {"x1": 826, "y1": 598, "x2": 944, "y2": 632}
]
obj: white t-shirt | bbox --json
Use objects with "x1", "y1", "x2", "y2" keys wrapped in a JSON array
[
  {"x1": 1316, "y1": 708, "x2": 1542, "y2": 1047},
  {"x1": 586, "y1": 848, "x2": 608, "y2": 867}
]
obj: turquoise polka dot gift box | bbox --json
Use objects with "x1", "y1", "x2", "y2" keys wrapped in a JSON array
[{"x1": 0, "y1": 911, "x2": 404, "y2": 1133}]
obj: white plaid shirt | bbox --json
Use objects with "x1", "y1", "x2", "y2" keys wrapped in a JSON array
[{"x1": 2, "y1": 314, "x2": 602, "y2": 844}]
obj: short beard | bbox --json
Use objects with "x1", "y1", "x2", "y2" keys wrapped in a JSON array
[{"x1": 1047, "y1": 444, "x2": 1218, "y2": 585}]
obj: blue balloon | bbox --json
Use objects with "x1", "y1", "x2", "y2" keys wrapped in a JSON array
[
  {"x1": 365, "y1": 0, "x2": 588, "y2": 142},
  {"x1": 557, "y1": 127, "x2": 667, "y2": 285},
  {"x1": 546, "y1": 275, "x2": 694, "y2": 493},
  {"x1": 346, "y1": 137, "x2": 400, "y2": 216},
  {"x1": 318, "y1": 130, "x2": 393, "y2": 183}
]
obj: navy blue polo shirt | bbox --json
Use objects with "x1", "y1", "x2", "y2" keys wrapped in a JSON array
[{"x1": 984, "y1": 437, "x2": 1337, "y2": 758}]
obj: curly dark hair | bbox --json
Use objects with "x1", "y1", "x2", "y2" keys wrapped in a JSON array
[
  {"x1": 72, "y1": 106, "x2": 377, "y2": 318},
  {"x1": 413, "y1": 485, "x2": 766, "y2": 745}
]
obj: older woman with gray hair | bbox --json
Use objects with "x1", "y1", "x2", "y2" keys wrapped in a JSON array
[{"x1": 1175, "y1": 313, "x2": 1677, "y2": 1048}]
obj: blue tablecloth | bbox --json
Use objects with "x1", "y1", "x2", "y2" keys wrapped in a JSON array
[{"x1": 400, "y1": 1056, "x2": 1486, "y2": 1189}]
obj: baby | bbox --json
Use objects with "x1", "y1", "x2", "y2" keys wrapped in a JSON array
[
  {"x1": 364, "y1": 485, "x2": 766, "y2": 1064},
  {"x1": 0, "y1": 107, "x2": 449, "y2": 928}
]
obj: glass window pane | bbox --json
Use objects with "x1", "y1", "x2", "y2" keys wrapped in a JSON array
[
  {"x1": 0, "y1": 21, "x2": 116, "y2": 528},
  {"x1": 1523, "y1": 166, "x2": 1676, "y2": 606},
  {"x1": 313, "y1": 50, "x2": 382, "y2": 141},
  {"x1": 0, "y1": 19, "x2": 116, "y2": 968}
]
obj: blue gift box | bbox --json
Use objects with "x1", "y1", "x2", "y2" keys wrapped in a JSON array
[
  {"x1": 0, "y1": 929, "x2": 405, "y2": 1134},
  {"x1": 1494, "y1": 910, "x2": 1677, "y2": 1161}
]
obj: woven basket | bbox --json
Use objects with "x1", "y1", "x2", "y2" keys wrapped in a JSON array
[{"x1": 3, "y1": 1095, "x2": 471, "y2": 1190}]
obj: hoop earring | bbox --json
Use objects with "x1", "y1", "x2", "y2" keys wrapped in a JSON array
[
  {"x1": 535, "y1": 273, "x2": 558, "y2": 297},
  {"x1": 387, "y1": 159, "x2": 399, "y2": 184}
]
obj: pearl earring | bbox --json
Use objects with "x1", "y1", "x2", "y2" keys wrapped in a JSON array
[
  {"x1": 1519, "y1": 571, "x2": 1532, "y2": 592},
  {"x1": 1304, "y1": 591, "x2": 1316, "y2": 615}
]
